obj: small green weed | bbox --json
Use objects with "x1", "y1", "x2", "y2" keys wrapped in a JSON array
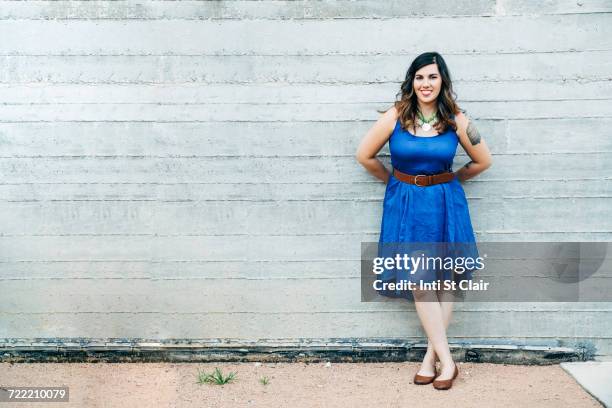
[
  {"x1": 197, "y1": 367, "x2": 237, "y2": 385},
  {"x1": 259, "y1": 376, "x2": 270, "y2": 385}
]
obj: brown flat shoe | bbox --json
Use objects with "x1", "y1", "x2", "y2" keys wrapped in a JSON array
[
  {"x1": 432, "y1": 364, "x2": 459, "y2": 390},
  {"x1": 413, "y1": 368, "x2": 437, "y2": 385}
]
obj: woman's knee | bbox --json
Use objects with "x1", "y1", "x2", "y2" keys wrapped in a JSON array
[{"x1": 412, "y1": 289, "x2": 438, "y2": 302}]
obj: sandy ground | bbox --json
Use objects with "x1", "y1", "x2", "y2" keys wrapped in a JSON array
[{"x1": 0, "y1": 361, "x2": 603, "y2": 408}]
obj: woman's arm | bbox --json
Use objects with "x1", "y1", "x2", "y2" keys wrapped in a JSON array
[
  {"x1": 453, "y1": 112, "x2": 493, "y2": 182},
  {"x1": 356, "y1": 107, "x2": 397, "y2": 184}
]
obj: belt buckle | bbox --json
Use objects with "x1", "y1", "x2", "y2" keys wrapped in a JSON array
[{"x1": 414, "y1": 174, "x2": 428, "y2": 187}]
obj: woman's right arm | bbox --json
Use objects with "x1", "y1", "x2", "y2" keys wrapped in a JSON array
[{"x1": 355, "y1": 107, "x2": 397, "y2": 184}]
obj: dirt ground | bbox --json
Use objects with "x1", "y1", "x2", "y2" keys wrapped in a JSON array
[{"x1": 0, "y1": 361, "x2": 602, "y2": 408}]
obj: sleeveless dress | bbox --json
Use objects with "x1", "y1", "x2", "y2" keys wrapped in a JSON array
[{"x1": 376, "y1": 116, "x2": 480, "y2": 299}]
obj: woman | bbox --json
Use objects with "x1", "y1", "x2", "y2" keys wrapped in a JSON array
[{"x1": 356, "y1": 52, "x2": 492, "y2": 390}]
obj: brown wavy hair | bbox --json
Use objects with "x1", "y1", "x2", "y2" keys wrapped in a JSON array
[{"x1": 388, "y1": 52, "x2": 463, "y2": 134}]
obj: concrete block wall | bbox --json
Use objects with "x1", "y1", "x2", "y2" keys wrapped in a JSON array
[{"x1": 1, "y1": 1, "x2": 611, "y2": 356}]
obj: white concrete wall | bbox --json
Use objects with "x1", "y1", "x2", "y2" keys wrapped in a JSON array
[{"x1": 1, "y1": 1, "x2": 611, "y2": 355}]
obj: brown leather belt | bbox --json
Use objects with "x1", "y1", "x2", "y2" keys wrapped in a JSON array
[{"x1": 392, "y1": 168, "x2": 455, "y2": 187}]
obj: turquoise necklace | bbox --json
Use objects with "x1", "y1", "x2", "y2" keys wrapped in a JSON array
[{"x1": 417, "y1": 110, "x2": 437, "y2": 131}]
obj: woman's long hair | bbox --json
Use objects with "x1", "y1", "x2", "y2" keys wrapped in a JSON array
[{"x1": 392, "y1": 52, "x2": 462, "y2": 134}]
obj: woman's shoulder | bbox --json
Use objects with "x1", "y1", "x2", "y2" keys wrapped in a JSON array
[
  {"x1": 453, "y1": 109, "x2": 469, "y2": 134},
  {"x1": 386, "y1": 105, "x2": 400, "y2": 120},
  {"x1": 381, "y1": 105, "x2": 400, "y2": 133}
]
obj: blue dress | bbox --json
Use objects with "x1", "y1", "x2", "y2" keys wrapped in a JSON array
[{"x1": 376, "y1": 117, "x2": 480, "y2": 299}]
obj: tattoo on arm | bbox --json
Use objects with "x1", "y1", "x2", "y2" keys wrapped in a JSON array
[{"x1": 466, "y1": 120, "x2": 481, "y2": 146}]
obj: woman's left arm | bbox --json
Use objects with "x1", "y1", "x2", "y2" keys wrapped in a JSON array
[{"x1": 453, "y1": 112, "x2": 493, "y2": 182}]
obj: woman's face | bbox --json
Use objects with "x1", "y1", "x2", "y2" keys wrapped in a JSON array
[{"x1": 413, "y1": 64, "x2": 442, "y2": 104}]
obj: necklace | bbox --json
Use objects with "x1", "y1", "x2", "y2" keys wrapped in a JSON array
[{"x1": 417, "y1": 110, "x2": 437, "y2": 131}]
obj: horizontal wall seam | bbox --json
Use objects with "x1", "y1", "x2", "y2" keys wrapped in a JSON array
[
  {"x1": 2, "y1": 12, "x2": 612, "y2": 20},
  {"x1": 1, "y1": 48, "x2": 612, "y2": 56}
]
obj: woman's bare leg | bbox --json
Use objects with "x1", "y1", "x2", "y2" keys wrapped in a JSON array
[
  {"x1": 412, "y1": 289, "x2": 456, "y2": 379},
  {"x1": 417, "y1": 290, "x2": 455, "y2": 375}
]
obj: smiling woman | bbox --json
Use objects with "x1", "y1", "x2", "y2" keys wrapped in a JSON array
[
  {"x1": 395, "y1": 53, "x2": 461, "y2": 139},
  {"x1": 355, "y1": 51, "x2": 493, "y2": 391},
  {"x1": 413, "y1": 66, "x2": 439, "y2": 131}
]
